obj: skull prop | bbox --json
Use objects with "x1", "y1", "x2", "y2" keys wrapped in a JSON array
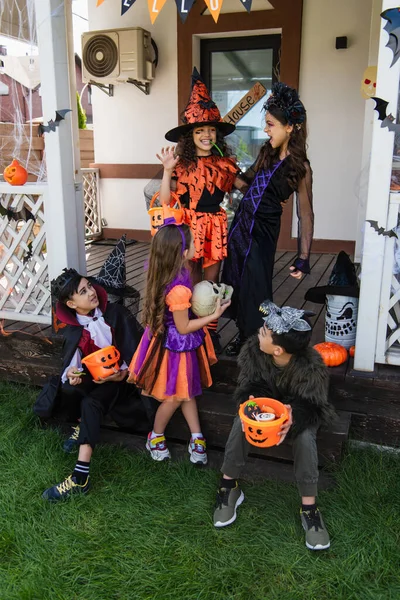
[
  {"x1": 191, "y1": 281, "x2": 233, "y2": 317},
  {"x1": 325, "y1": 294, "x2": 358, "y2": 349},
  {"x1": 360, "y1": 66, "x2": 377, "y2": 99}
]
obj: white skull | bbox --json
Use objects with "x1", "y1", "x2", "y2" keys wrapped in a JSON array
[
  {"x1": 191, "y1": 280, "x2": 234, "y2": 317},
  {"x1": 325, "y1": 294, "x2": 358, "y2": 349}
]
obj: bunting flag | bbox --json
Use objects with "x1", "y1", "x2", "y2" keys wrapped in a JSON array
[
  {"x1": 96, "y1": 0, "x2": 105, "y2": 5},
  {"x1": 240, "y1": 0, "x2": 252, "y2": 12},
  {"x1": 203, "y1": 0, "x2": 224, "y2": 22},
  {"x1": 175, "y1": 0, "x2": 196, "y2": 23},
  {"x1": 121, "y1": 0, "x2": 137, "y2": 15},
  {"x1": 148, "y1": 0, "x2": 168, "y2": 23}
]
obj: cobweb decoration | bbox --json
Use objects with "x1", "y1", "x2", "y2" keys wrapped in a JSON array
[
  {"x1": 0, "y1": 0, "x2": 47, "y2": 182},
  {"x1": 96, "y1": 234, "x2": 127, "y2": 290}
]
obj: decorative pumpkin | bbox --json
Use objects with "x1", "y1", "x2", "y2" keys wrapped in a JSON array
[
  {"x1": 3, "y1": 159, "x2": 28, "y2": 186},
  {"x1": 191, "y1": 280, "x2": 233, "y2": 317},
  {"x1": 238, "y1": 398, "x2": 289, "y2": 448},
  {"x1": 148, "y1": 191, "x2": 183, "y2": 236},
  {"x1": 314, "y1": 342, "x2": 348, "y2": 367},
  {"x1": 81, "y1": 345, "x2": 120, "y2": 381},
  {"x1": 349, "y1": 346, "x2": 355, "y2": 357}
]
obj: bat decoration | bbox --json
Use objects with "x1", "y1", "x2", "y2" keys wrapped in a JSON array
[
  {"x1": 0, "y1": 203, "x2": 35, "y2": 222},
  {"x1": 381, "y1": 8, "x2": 400, "y2": 67},
  {"x1": 370, "y1": 97, "x2": 400, "y2": 134},
  {"x1": 367, "y1": 220, "x2": 398, "y2": 239},
  {"x1": 39, "y1": 109, "x2": 71, "y2": 134},
  {"x1": 22, "y1": 241, "x2": 33, "y2": 265}
]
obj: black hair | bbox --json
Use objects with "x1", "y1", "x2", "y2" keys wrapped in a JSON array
[
  {"x1": 51, "y1": 268, "x2": 84, "y2": 304},
  {"x1": 176, "y1": 127, "x2": 232, "y2": 166},
  {"x1": 270, "y1": 318, "x2": 312, "y2": 354}
]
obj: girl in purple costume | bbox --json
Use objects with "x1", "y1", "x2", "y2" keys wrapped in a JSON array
[{"x1": 128, "y1": 223, "x2": 230, "y2": 464}]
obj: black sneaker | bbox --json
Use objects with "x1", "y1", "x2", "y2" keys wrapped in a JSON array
[
  {"x1": 225, "y1": 334, "x2": 243, "y2": 357},
  {"x1": 42, "y1": 475, "x2": 90, "y2": 502},
  {"x1": 209, "y1": 330, "x2": 222, "y2": 354},
  {"x1": 63, "y1": 425, "x2": 80, "y2": 453},
  {"x1": 300, "y1": 507, "x2": 330, "y2": 550},
  {"x1": 213, "y1": 484, "x2": 244, "y2": 527}
]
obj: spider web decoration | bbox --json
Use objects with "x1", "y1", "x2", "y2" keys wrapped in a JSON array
[{"x1": 96, "y1": 234, "x2": 127, "y2": 291}]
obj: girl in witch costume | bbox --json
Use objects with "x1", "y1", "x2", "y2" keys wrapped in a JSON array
[
  {"x1": 222, "y1": 82, "x2": 314, "y2": 356},
  {"x1": 128, "y1": 220, "x2": 231, "y2": 465},
  {"x1": 157, "y1": 68, "x2": 244, "y2": 350}
]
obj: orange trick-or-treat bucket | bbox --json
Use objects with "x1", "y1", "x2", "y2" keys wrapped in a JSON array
[
  {"x1": 238, "y1": 398, "x2": 289, "y2": 448},
  {"x1": 148, "y1": 191, "x2": 183, "y2": 236},
  {"x1": 81, "y1": 345, "x2": 121, "y2": 381}
]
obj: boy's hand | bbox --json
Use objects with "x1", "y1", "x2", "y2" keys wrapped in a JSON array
[
  {"x1": 93, "y1": 368, "x2": 128, "y2": 385},
  {"x1": 66, "y1": 367, "x2": 84, "y2": 386},
  {"x1": 277, "y1": 405, "x2": 293, "y2": 445},
  {"x1": 156, "y1": 146, "x2": 179, "y2": 172},
  {"x1": 212, "y1": 298, "x2": 232, "y2": 319}
]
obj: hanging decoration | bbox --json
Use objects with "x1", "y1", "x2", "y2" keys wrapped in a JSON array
[
  {"x1": 366, "y1": 220, "x2": 398, "y2": 239},
  {"x1": 371, "y1": 97, "x2": 400, "y2": 134},
  {"x1": 175, "y1": 0, "x2": 196, "y2": 23},
  {"x1": 360, "y1": 66, "x2": 377, "y2": 99},
  {"x1": 203, "y1": 0, "x2": 224, "y2": 23},
  {"x1": 381, "y1": 7, "x2": 400, "y2": 66},
  {"x1": 148, "y1": 0, "x2": 168, "y2": 23},
  {"x1": 240, "y1": 0, "x2": 253, "y2": 11},
  {"x1": 121, "y1": 0, "x2": 137, "y2": 15},
  {"x1": 97, "y1": 0, "x2": 106, "y2": 6},
  {"x1": 38, "y1": 110, "x2": 71, "y2": 135}
]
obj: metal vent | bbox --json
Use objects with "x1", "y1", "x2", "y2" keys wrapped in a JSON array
[{"x1": 83, "y1": 34, "x2": 119, "y2": 78}]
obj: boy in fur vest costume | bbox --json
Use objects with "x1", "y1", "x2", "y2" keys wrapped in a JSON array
[{"x1": 213, "y1": 300, "x2": 335, "y2": 551}]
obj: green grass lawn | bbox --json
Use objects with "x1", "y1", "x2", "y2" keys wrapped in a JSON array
[{"x1": 1, "y1": 381, "x2": 399, "y2": 600}]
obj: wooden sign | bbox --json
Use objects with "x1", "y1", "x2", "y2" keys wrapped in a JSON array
[{"x1": 223, "y1": 82, "x2": 267, "y2": 126}]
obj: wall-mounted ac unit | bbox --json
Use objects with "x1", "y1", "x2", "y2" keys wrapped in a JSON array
[{"x1": 82, "y1": 27, "x2": 155, "y2": 85}]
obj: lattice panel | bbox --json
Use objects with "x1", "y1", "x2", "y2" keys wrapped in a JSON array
[
  {"x1": 83, "y1": 169, "x2": 102, "y2": 240},
  {"x1": 0, "y1": 191, "x2": 51, "y2": 323}
]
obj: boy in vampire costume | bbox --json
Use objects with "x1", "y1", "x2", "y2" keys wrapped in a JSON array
[
  {"x1": 213, "y1": 300, "x2": 335, "y2": 551},
  {"x1": 34, "y1": 268, "x2": 145, "y2": 501}
]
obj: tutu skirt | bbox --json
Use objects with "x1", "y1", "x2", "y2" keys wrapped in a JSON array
[{"x1": 183, "y1": 208, "x2": 228, "y2": 268}]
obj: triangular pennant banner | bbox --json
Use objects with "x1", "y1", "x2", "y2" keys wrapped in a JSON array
[
  {"x1": 121, "y1": 0, "x2": 137, "y2": 15},
  {"x1": 148, "y1": 0, "x2": 168, "y2": 24},
  {"x1": 240, "y1": 0, "x2": 252, "y2": 12},
  {"x1": 97, "y1": 0, "x2": 105, "y2": 5},
  {"x1": 203, "y1": 0, "x2": 224, "y2": 23},
  {"x1": 175, "y1": 0, "x2": 196, "y2": 23}
]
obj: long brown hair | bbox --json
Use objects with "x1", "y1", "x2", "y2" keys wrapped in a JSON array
[
  {"x1": 255, "y1": 105, "x2": 308, "y2": 190},
  {"x1": 176, "y1": 128, "x2": 232, "y2": 167},
  {"x1": 142, "y1": 224, "x2": 192, "y2": 335}
]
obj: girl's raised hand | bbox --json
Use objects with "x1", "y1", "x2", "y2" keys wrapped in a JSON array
[
  {"x1": 156, "y1": 146, "x2": 180, "y2": 172},
  {"x1": 212, "y1": 298, "x2": 232, "y2": 319}
]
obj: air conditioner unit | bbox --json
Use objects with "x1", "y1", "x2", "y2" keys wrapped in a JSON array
[{"x1": 82, "y1": 27, "x2": 155, "y2": 85}]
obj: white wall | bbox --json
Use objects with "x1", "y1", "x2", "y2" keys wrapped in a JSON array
[
  {"x1": 87, "y1": 0, "x2": 178, "y2": 231},
  {"x1": 298, "y1": 0, "x2": 374, "y2": 241}
]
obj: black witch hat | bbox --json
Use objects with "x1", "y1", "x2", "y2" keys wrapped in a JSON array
[
  {"x1": 92, "y1": 234, "x2": 137, "y2": 299},
  {"x1": 304, "y1": 251, "x2": 359, "y2": 304}
]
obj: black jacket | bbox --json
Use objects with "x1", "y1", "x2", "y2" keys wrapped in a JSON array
[{"x1": 234, "y1": 335, "x2": 336, "y2": 436}]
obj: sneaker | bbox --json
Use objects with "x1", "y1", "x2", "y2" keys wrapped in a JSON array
[
  {"x1": 213, "y1": 484, "x2": 245, "y2": 527},
  {"x1": 188, "y1": 436, "x2": 208, "y2": 466},
  {"x1": 300, "y1": 507, "x2": 331, "y2": 550},
  {"x1": 63, "y1": 425, "x2": 80, "y2": 453},
  {"x1": 146, "y1": 433, "x2": 171, "y2": 461},
  {"x1": 42, "y1": 475, "x2": 90, "y2": 502},
  {"x1": 225, "y1": 334, "x2": 243, "y2": 357}
]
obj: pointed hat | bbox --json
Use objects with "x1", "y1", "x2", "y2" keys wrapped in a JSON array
[
  {"x1": 94, "y1": 235, "x2": 127, "y2": 295},
  {"x1": 304, "y1": 251, "x2": 359, "y2": 304},
  {"x1": 165, "y1": 67, "x2": 235, "y2": 142}
]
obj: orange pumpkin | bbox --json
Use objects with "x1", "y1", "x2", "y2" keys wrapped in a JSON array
[
  {"x1": 238, "y1": 398, "x2": 289, "y2": 448},
  {"x1": 148, "y1": 191, "x2": 183, "y2": 236},
  {"x1": 81, "y1": 345, "x2": 121, "y2": 381},
  {"x1": 314, "y1": 342, "x2": 348, "y2": 367},
  {"x1": 3, "y1": 159, "x2": 28, "y2": 186},
  {"x1": 349, "y1": 346, "x2": 355, "y2": 357}
]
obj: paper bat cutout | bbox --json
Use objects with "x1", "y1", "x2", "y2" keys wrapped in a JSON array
[
  {"x1": 0, "y1": 203, "x2": 35, "y2": 222},
  {"x1": 371, "y1": 97, "x2": 400, "y2": 134},
  {"x1": 381, "y1": 8, "x2": 400, "y2": 67},
  {"x1": 39, "y1": 109, "x2": 71, "y2": 134},
  {"x1": 367, "y1": 220, "x2": 398, "y2": 239},
  {"x1": 22, "y1": 241, "x2": 33, "y2": 265}
]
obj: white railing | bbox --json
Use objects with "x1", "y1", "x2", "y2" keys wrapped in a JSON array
[
  {"x1": 82, "y1": 168, "x2": 102, "y2": 240},
  {"x1": 0, "y1": 182, "x2": 51, "y2": 324},
  {"x1": 376, "y1": 193, "x2": 400, "y2": 365}
]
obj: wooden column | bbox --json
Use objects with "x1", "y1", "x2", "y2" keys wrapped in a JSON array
[
  {"x1": 34, "y1": 0, "x2": 86, "y2": 280},
  {"x1": 354, "y1": 0, "x2": 400, "y2": 371}
]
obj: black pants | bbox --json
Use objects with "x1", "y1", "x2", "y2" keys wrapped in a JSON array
[
  {"x1": 221, "y1": 416, "x2": 319, "y2": 497},
  {"x1": 62, "y1": 378, "x2": 122, "y2": 449}
]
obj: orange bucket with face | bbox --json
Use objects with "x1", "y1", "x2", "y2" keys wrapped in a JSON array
[
  {"x1": 148, "y1": 191, "x2": 183, "y2": 236},
  {"x1": 238, "y1": 398, "x2": 289, "y2": 448},
  {"x1": 81, "y1": 345, "x2": 120, "y2": 381}
]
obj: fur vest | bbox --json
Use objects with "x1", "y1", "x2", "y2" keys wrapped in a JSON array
[{"x1": 234, "y1": 335, "x2": 336, "y2": 436}]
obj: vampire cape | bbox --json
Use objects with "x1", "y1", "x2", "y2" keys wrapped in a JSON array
[
  {"x1": 34, "y1": 284, "x2": 145, "y2": 423},
  {"x1": 234, "y1": 335, "x2": 336, "y2": 437}
]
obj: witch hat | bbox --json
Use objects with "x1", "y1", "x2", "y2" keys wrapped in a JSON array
[
  {"x1": 165, "y1": 67, "x2": 235, "y2": 142},
  {"x1": 304, "y1": 251, "x2": 359, "y2": 304},
  {"x1": 92, "y1": 234, "x2": 136, "y2": 298}
]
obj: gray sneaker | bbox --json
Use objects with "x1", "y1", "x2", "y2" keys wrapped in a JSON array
[
  {"x1": 300, "y1": 508, "x2": 330, "y2": 550},
  {"x1": 213, "y1": 484, "x2": 244, "y2": 528}
]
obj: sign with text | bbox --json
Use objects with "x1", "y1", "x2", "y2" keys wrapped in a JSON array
[{"x1": 223, "y1": 82, "x2": 267, "y2": 126}]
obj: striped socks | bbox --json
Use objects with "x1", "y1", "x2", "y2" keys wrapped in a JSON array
[{"x1": 73, "y1": 460, "x2": 90, "y2": 484}]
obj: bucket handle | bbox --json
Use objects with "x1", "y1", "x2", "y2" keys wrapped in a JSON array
[{"x1": 149, "y1": 191, "x2": 181, "y2": 210}]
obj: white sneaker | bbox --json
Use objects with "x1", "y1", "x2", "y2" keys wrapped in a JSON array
[
  {"x1": 188, "y1": 436, "x2": 208, "y2": 465},
  {"x1": 146, "y1": 433, "x2": 171, "y2": 461}
]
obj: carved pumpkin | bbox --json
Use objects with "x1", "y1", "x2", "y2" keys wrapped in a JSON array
[
  {"x1": 349, "y1": 346, "x2": 355, "y2": 357},
  {"x1": 3, "y1": 159, "x2": 28, "y2": 186},
  {"x1": 81, "y1": 345, "x2": 120, "y2": 381},
  {"x1": 148, "y1": 191, "x2": 183, "y2": 236},
  {"x1": 238, "y1": 398, "x2": 289, "y2": 448},
  {"x1": 314, "y1": 342, "x2": 348, "y2": 367}
]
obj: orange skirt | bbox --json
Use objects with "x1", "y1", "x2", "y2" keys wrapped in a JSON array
[
  {"x1": 127, "y1": 328, "x2": 217, "y2": 402},
  {"x1": 183, "y1": 208, "x2": 228, "y2": 269}
]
